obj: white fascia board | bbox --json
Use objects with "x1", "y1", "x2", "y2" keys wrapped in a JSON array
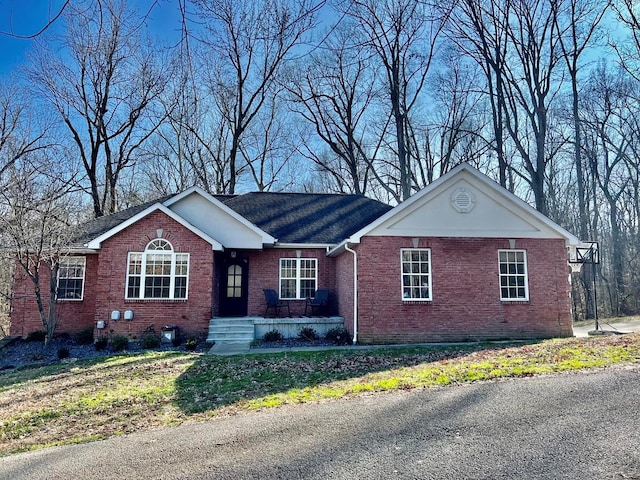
[
  {"x1": 85, "y1": 203, "x2": 224, "y2": 250},
  {"x1": 163, "y1": 186, "x2": 276, "y2": 245},
  {"x1": 348, "y1": 163, "x2": 581, "y2": 245},
  {"x1": 274, "y1": 243, "x2": 335, "y2": 249}
]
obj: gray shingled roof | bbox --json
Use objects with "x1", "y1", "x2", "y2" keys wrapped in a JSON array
[
  {"x1": 71, "y1": 191, "x2": 391, "y2": 248},
  {"x1": 222, "y1": 192, "x2": 391, "y2": 244},
  {"x1": 70, "y1": 196, "x2": 177, "y2": 248}
]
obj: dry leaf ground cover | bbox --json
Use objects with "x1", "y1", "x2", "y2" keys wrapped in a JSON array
[{"x1": 1, "y1": 333, "x2": 640, "y2": 455}]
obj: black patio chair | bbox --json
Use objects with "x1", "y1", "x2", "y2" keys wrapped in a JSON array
[
  {"x1": 263, "y1": 289, "x2": 290, "y2": 317},
  {"x1": 304, "y1": 289, "x2": 330, "y2": 316}
]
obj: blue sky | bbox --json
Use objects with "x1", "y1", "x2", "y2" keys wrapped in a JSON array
[
  {"x1": 0, "y1": 0, "x2": 68, "y2": 74},
  {"x1": 0, "y1": 0, "x2": 181, "y2": 75}
]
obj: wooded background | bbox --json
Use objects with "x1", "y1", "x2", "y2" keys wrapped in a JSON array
[{"x1": 1, "y1": 0, "x2": 639, "y2": 328}]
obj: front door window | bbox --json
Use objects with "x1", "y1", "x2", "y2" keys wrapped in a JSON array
[{"x1": 227, "y1": 264, "x2": 242, "y2": 298}]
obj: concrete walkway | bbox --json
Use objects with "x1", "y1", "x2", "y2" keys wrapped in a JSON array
[{"x1": 572, "y1": 318, "x2": 640, "y2": 337}]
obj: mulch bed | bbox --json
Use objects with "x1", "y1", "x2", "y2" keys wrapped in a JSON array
[{"x1": 0, "y1": 337, "x2": 208, "y2": 371}]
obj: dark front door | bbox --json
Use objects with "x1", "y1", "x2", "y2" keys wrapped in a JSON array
[{"x1": 219, "y1": 258, "x2": 248, "y2": 316}]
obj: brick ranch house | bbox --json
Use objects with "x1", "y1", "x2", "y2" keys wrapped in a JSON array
[{"x1": 10, "y1": 163, "x2": 581, "y2": 345}]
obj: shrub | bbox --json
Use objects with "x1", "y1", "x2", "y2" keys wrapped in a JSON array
[
  {"x1": 262, "y1": 329, "x2": 284, "y2": 343},
  {"x1": 26, "y1": 330, "x2": 46, "y2": 342},
  {"x1": 297, "y1": 327, "x2": 319, "y2": 341},
  {"x1": 57, "y1": 347, "x2": 70, "y2": 359},
  {"x1": 184, "y1": 338, "x2": 198, "y2": 351},
  {"x1": 171, "y1": 337, "x2": 182, "y2": 347},
  {"x1": 140, "y1": 334, "x2": 161, "y2": 349},
  {"x1": 94, "y1": 338, "x2": 108, "y2": 351},
  {"x1": 110, "y1": 335, "x2": 129, "y2": 351},
  {"x1": 325, "y1": 327, "x2": 352, "y2": 345},
  {"x1": 74, "y1": 327, "x2": 95, "y2": 345}
]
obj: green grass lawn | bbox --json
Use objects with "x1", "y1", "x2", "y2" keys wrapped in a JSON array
[{"x1": 1, "y1": 333, "x2": 639, "y2": 455}]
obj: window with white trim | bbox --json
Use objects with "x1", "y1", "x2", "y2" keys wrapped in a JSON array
[
  {"x1": 126, "y1": 239, "x2": 189, "y2": 300},
  {"x1": 498, "y1": 250, "x2": 529, "y2": 301},
  {"x1": 279, "y1": 258, "x2": 317, "y2": 299},
  {"x1": 57, "y1": 257, "x2": 86, "y2": 301},
  {"x1": 401, "y1": 249, "x2": 432, "y2": 301}
]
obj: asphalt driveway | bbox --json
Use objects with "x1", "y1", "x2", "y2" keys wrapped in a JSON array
[{"x1": 1, "y1": 365, "x2": 639, "y2": 480}]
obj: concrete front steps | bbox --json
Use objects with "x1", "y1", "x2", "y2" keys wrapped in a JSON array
[
  {"x1": 207, "y1": 317, "x2": 258, "y2": 351},
  {"x1": 207, "y1": 316, "x2": 346, "y2": 352}
]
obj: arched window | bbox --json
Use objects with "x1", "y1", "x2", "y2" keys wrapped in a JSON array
[{"x1": 126, "y1": 239, "x2": 189, "y2": 300}]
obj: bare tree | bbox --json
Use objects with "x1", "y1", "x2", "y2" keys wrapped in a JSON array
[
  {"x1": 612, "y1": 0, "x2": 640, "y2": 82},
  {"x1": 140, "y1": 65, "x2": 230, "y2": 196},
  {"x1": 553, "y1": 0, "x2": 610, "y2": 239},
  {"x1": 581, "y1": 64, "x2": 639, "y2": 315},
  {"x1": 28, "y1": 0, "x2": 168, "y2": 218},
  {"x1": 344, "y1": 0, "x2": 450, "y2": 201},
  {"x1": 240, "y1": 89, "x2": 299, "y2": 191},
  {"x1": 192, "y1": 0, "x2": 320, "y2": 194},
  {"x1": 0, "y1": 80, "x2": 60, "y2": 338},
  {"x1": 284, "y1": 25, "x2": 383, "y2": 195},
  {"x1": 0, "y1": 81, "x2": 51, "y2": 183},
  {"x1": 0, "y1": 154, "x2": 79, "y2": 343},
  {"x1": 412, "y1": 49, "x2": 488, "y2": 186},
  {"x1": 500, "y1": 0, "x2": 567, "y2": 216},
  {"x1": 446, "y1": 0, "x2": 512, "y2": 188}
]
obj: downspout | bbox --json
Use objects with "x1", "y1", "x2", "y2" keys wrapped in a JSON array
[{"x1": 344, "y1": 243, "x2": 358, "y2": 345}]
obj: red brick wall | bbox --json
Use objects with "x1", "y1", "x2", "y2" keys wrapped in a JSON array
[
  {"x1": 10, "y1": 210, "x2": 215, "y2": 341},
  {"x1": 10, "y1": 254, "x2": 99, "y2": 337},
  {"x1": 353, "y1": 236, "x2": 573, "y2": 344},
  {"x1": 94, "y1": 211, "x2": 214, "y2": 339},
  {"x1": 245, "y1": 248, "x2": 336, "y2": 316}
]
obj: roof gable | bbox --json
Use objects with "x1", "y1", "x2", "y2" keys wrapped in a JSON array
[
  {"x1": 164, "y1": 187, "x2": 276, "y2": 248},
  {"x1": 347, "y1": 163, "x2": 580, "y2": 245},
  {"x1": 85, "y1": 204, "x2": 224, "y2": 250}
]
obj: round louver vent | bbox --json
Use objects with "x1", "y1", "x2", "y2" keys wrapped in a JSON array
[{"x1": 450, "y1": 187, "x2": 476, "y2": 213}]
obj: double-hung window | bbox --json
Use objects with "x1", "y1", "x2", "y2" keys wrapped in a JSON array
[
  {"x1": 498, "y1": 250, "x2": 529, "y2": 301},
  {"x1": 126, "y1": 239, "x2": 189, "y2": 300},
  {"x1": 401, "y1": 249, "x2": 432, "y2": 301},
  {"x1": 57, "y1": 257, "x2": 86, "y2": 300},
  {"x1": 279, "y1": 258, "x2": 317, "y2": 299}
]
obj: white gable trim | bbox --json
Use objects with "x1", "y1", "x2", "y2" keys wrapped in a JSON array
[
  {"x1": 85, "y1": 203, "x2": 224, "y2": 250},
  {"x1": 163, "y1": 186, "x2": 276, "y2": 245},
  {"x1": 344, "y1": 163, "x2": 581, "y2": 246}
]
